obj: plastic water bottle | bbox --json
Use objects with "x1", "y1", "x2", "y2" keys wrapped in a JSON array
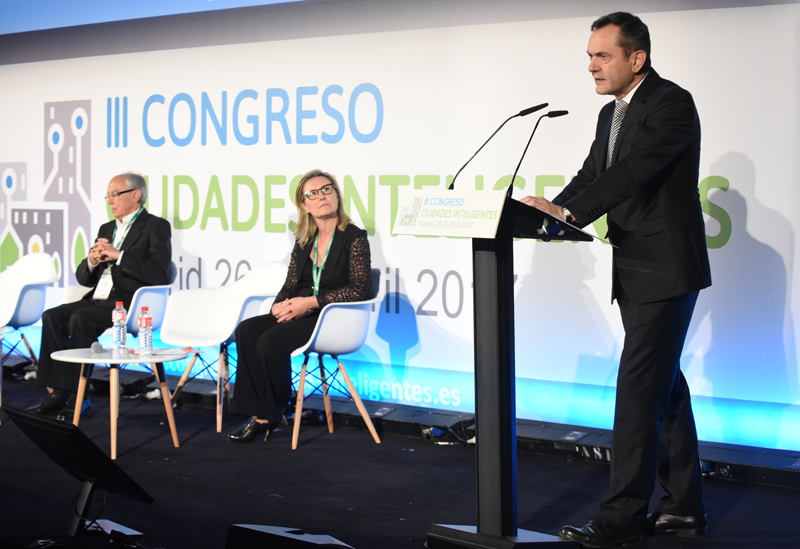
[
  {"x1": 112, "y1": 302, "x2": 126, "y2": 351},
  {"x1": 137, "y1": 306, "x2": 153, "y2": 356}
]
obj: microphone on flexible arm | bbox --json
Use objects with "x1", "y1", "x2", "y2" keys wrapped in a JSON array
[
  {"x1": 448, "y1": 103, "x2": 548, "y2": 190},
  {"x1": 505, "y1": 110, "x2": 569, "y2": 199}
]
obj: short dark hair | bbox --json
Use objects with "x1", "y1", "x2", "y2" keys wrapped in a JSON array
[{"x1": 592, "y1": 12, "x2": 651, "y2": 74}]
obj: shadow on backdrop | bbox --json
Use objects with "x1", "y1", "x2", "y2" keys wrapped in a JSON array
[
  {"x1": 515, "y1": 238, "x2": 617, "y2": 425},
  {"x1": 688, "y1": 152, "x2": 797, "y2": 448}
]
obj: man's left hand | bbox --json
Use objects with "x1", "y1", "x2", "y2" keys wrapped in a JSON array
[{"x1": 91, "y1": 238, "x2": 121, "y2": 263}]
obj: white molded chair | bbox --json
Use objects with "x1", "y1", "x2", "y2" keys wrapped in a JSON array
[
  {"x1": 0, "y1": 253, "x2": 59, "y2": 408},
  {"x1": 288, "y1": 268, "x2": 383, "y2": 450},
  {"x1": 160, "y1": 262, "x2": 288, "y2": 432},
  {"x1": 62, "y1": 262, "x2": 178, "y2": 340}
]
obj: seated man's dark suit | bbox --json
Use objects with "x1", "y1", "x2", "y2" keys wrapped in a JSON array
[
  {"x1": 552, "y1": 69, "x2": 712, "y2": 532},
  {"x1": 36, "y1": 209, "x2": 172, "y2": 394}
]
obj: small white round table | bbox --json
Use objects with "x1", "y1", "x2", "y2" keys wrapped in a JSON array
[{"x1": 51, "y1": 347, "x2": 187, "y2": 460}]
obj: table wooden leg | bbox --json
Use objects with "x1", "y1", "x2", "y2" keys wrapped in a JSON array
[
  {"x1": 73, "y1": 363, "x2": 88, "y2": 427},
  {"x1": 110, "y1": 365, "x2": 119, "y2": 460},
  {"x1": 153, "y1": 363, "x2": 180, "y2": 448}
]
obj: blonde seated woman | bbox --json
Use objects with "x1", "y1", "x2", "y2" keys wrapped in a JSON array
[{"x1": 228, "y1": 169, "x2": 372, "y2": 443}]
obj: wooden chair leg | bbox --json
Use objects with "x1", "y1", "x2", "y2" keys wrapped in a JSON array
[
  {"x1": 8, "y1": 333, "x2": 50, "y2": 393},
  {"x1": 153, "y1": 362, "x2": 180, "y2": 449},
  {"x1": 291, "y1": 357, "x2": 310, "y2": 450},
  {"x1": 170, "y1": 351, "x2": 199, "y2": 407},
  {"x1": 19, "y1": 333, "x2": 39, "y2": 368},
  {"x1": 338, "y1": 360, "x2": 381, "y2": 444},
  {"x1": 318, "y1": 356, "x2": 334, "y2": 434},
  {"x1": 216, "y1": 346, "x2": 225, "y2": 433},
  {"x1": 222, "y1": 344, "x2": 231, "y2": 418}
]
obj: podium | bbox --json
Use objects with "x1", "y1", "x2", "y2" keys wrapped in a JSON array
[{"x1": 394, "y1": 191, "x2": 595, "y2": 548}]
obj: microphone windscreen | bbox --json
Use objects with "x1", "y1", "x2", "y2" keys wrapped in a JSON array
[
  {"x1": 547, "y1": 110, "x2": 569, "y2": 118},
  {"x1": 91, "y1": 341, "x2": 103, "y2": 353},
  {"x1": 519, "y1": 103, "x2": 548, "y2": 117}
]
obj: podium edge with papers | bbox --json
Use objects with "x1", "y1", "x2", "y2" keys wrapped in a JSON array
[
  {"x1": 393, "y1": 189, "x2": 597, "y2": 243},
  {"x1": 394, "y1": 190, "x2": 583, "y2": 547}
]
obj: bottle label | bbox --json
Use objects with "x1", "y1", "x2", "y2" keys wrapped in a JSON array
[
  {"x1": 112, "y1": 311, "x2": 125, "y2": 322},
  {"x1": 138, "y1": 317, "x2": 152, "y2": 328}
]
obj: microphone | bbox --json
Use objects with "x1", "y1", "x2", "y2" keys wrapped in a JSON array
[
  {"x1": 506, "y1": 110, "x2": 569, "y2": 199},
  {"x1": 449, "y1": 103, "x2": 548, "y2": 190},
  {"x1": 518, "y1": 104, "x2": 549, "y2": 117},
  {"x1": 91, "y1": 341, "x2": 104, "y2": 353}
]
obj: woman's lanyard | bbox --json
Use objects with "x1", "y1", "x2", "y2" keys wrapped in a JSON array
[
  {"x1": 312, "y1": 228, "x2": 335, "y2": 296},
  {"x1": 112, "y1": 206, "x2": 144, "y2": 251}
]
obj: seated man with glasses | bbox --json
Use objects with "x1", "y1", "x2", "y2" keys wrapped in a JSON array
[{"x1": 28, "y1": 173, "x2": 172, "y2": 421}]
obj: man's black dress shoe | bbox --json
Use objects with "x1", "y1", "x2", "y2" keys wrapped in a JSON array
[
  {"x1": 559, "y1": 517, "x2": 643, "y2": 548},
  {"x1": 645, "y1": 512, "x2": 707, "y2": 537},
  {"x1": 26, "y1": 392, "x2": 66, "y2": 415},
  {"x1": 227, "y1": 417, "x2": 270, "y2": 443},
  {"x1": 55, "y1": 398, "x2": 92, "y2": 422}
]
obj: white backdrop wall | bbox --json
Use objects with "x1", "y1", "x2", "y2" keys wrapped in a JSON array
[{"x1": 1, "y1": 1, "x2": 798, "y2": 450}]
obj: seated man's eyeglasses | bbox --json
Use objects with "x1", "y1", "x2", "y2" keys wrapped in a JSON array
[
  {"x1": 104, "y1": 189, "x2": 136, "y2": 201},
  {"x1": 303, "y1": 184, "x2": 335, "y2": 201}
]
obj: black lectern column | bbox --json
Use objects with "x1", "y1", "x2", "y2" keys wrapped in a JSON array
[
  {"x1": 473, "y1": 210, "x2": 518, "y2": 536},
  {"x1": 427, "y1": 198, "x2": 589, "y2": 549}
]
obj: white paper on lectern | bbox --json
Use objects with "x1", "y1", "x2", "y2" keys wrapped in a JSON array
[{"x1": 392, "y1": 190, "x2": 507, "y2": 238}]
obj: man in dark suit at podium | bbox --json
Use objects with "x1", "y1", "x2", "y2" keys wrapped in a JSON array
[
  {"x1": 521, "y1": 12, "x2": 711, "y2": 548},
  {"x1": 29, "y1": 173, "x2": 172, "y2": 421}
]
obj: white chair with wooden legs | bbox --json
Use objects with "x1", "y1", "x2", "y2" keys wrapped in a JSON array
[
  {"x1": 160, "y1": 262, "x2": 288, "y2": 432},
  {"x1": 0, "y1": 253, "x2": 59, "y2": 409},
  {"x1": 61, "y1": 262, "x2": 178, "y2": 343},
  {"x1": 287, "y1": 268, "x2": 383, "y2": 450}
]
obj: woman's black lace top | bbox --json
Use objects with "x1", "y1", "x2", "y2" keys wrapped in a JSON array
[{"x1": 274, "y1": 224, "x2": 371, "y2": 308}]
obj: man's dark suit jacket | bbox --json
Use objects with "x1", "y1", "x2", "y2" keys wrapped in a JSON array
[
  {"x1": 76, "y1": 209, "x2": 172, "y2": 306},
  {"x1": 553, "y1": 69, "x2": 711, "y2": 304}
]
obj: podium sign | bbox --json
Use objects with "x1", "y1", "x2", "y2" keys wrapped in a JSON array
[
  {"x1": 394, "y1": 191, "x2": 588, "y2": 548},
  {"x1": 393, "y1": 189, "x2": 506, "y2": 238}
]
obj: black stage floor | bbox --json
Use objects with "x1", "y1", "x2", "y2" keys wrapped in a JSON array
[{"x1": 1, "y1": 377, "x2": 799, "y2": 549}]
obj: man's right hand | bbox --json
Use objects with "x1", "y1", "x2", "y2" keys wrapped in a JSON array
[{"x1": 88, "y1": 240, "x2": 104, "y2": 265}]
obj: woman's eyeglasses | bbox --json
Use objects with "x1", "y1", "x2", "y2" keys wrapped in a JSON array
[{"x1": 303, "y1": 184, "x2": 335, "y2": 201}]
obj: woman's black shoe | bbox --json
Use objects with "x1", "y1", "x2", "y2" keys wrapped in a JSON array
[{"x1": 227, "y1": 417, "x2": 270, "y2": 443}]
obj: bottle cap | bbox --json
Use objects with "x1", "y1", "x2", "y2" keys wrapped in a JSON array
[
  {"x1": 141, "y1": 306, "x2": 149, "y2": 312},
  {"x1": 116, "y1": 301, "x2": 123, "y2": 306}
]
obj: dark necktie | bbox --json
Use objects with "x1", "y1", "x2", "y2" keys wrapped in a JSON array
[{"x1": 607, "y1": 99, "x2": 628, "y2": 168}]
